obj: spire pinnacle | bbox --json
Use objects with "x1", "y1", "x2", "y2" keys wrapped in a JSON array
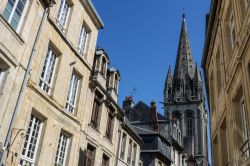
[{"x1": 173, "y1": 14, "x2": 195, "y2": 81}]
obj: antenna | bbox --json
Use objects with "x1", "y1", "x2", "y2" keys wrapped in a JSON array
[{"x1": 130, "y1": 87, "x2": 137, "y2": 97}]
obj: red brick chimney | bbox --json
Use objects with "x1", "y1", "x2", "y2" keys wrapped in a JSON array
[{"x1": 151, "y1": 101, "x2": 159, "y2": 133}]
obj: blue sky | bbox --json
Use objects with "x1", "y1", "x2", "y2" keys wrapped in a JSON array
[{"x1": 92, "y1": 0, "x2": 211, "y2": 163}]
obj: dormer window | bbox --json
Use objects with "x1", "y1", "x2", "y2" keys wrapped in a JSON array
[{"x1": 100, "y1": 57, "x2": 107, "y2": 77}]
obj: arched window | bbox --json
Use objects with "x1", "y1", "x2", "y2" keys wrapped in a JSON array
[{"x1": 101, "y1": 57, "x2": 107, "y2": 76}]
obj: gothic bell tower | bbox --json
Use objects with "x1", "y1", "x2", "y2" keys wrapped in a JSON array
[{"x1": 163, "y1": 14, "x2": 208, "y2": 166}]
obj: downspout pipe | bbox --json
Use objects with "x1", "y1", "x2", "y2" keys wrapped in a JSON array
[{"x1": 0, "y1": 1, "x2": 54, "y2": 165}]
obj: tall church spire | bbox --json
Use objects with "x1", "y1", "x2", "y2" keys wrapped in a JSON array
[{"x1": 173, "y1": 14, "x2": 195, "y2": 81}]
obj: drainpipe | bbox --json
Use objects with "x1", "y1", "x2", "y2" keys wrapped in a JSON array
[{"x1": 0, "y1": 0, "x2": 55, "y2": 165}]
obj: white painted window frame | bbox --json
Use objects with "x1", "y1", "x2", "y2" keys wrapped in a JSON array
[
  {"x1": 56, "y1": 0, "x2": 70, "y2": 32},
  {"x1": 39, "y1": 47, "x2": 57, "y2": 95},
  {"x1": 19, "y1": 115, "x2": 43, "y2": 166},
  {"x1": 3, "y1": 0, "x2": 29, "y2": 32},
  {"x1": 65, "y1": 72, "x2": 80, "y2": 113},
  {"x1": 55, "y1": 132, "x2": 70, "y2": 166},
  {"x1": 77, "y1": 25, "x2": 89, "y2": 55}
]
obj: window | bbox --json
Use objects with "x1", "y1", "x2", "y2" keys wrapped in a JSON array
[
  {"x1": 39, "y1": 47, "x2": 57, "y2": 94},
  {"x1": 90, "y1": 92, "x2": 102, "y2": 129},
  {"x1": 84, "y1": 144, "x2": 96, "y2": 166},
  {"x1": 105, "y1": 107, "x2": 114, "y2": 140},
  {"x1": 230, "y1": 13, "x2": 236, "y2": 48},
  {"x1": 120, "y1": 133, "x2": 127, "y2": 159},
  {"x1": 65, "y1": 72, "x2": 80, "y2": 113},
  {"x1": 3, "y1": 0, "x2": 28, "y2": 31},
  {"x1": 56, "y1": 0, "x2": 70, "y2": 32},
  {"x1": 132, "y1": 144, "x2": 137, "y2": 166},
  {"x1": 101, "y1": 154, "x2": 109, "y2": 166},
  {"x1": 20, "y1": 115, "x2": 43, "y2": 166},
  {"x1": 100, "y1": 57, "x2": 107, "y2": 76},
  {"x1": 241, "y1": 99, "x2": 250, "y2": 157},
  {"x1": 216, "y1": 50, "x2": 222, "y2": 92},
  {"x1": 114, "y1": 74, "x2": 119, "y2": 92},
  {"x1": 55, "y1": 132, "x2": 70, "y2": 166},
  {"x1": 187, "y1": 117, "x2": 192, "y2": 136},
  {"x1": 77, "y1": 25, "x2": 89, "y2": 55},
  {"x1": 0, "y1": 59, "x2": 9, "y2": 94},
  {"x1": 220, "y1": 119, "x2": 229, "y2": 166},
  {"x1": 127, "y1": 139, "x2": 132, "y2": 164},
  {"x1": 244, "y1": 0, "x2": 249, "y2": 7}
]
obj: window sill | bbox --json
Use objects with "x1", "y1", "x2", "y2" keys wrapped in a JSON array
[
  {"x1": 28, "y1": 82, "x2": 80, "y2": 124},
  {"x1": 88, "y1": 123, "x2": 101, "y2": 135},
  {"x1": 0, "y1": 15, "x2": 25, "y2": 44},
  {"x1": 104, "y1": 136, "x2": 113, "y2": 145}
]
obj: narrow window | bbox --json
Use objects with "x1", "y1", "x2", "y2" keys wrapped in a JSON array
[
  {"x1": 216, "y1": 50, "x2": 222, "y2": 92},
  {"x1": 230, "y1": 13, "x2": 236, "y2": 48},
  {"x1": 20, "y1": 115, "x2": 43, "y2": 166},
  {"x1": 127, "y1": 139, "x2": 132, "y2": 164},
  {"x1": 84, "y1": 144, "x2": 96, "y2": 166},
  {"x1": 77, "y1": 25, "x2": 89, "y2": 55},
  {"x1": 3, "y1": 0, "x2": 28, "y2": 31},
  {"x1": 90, "y1": 93, "x2": 102, "y2": 129},
  {"x1": 56, "y1": 0, "x2": 70, "y2": 32},
  {"x1": 244, "y1": 0, "x2": 249, "y2": 8},
  {"x1": 65, "y1": 72, "x2": 80, "y2": 113},
  {"x1": 114, "y1": 74, "x2": 119, "y2": 93},
  {"x1": 187, "y1": 117, "x2": 192, "y2": 136},
  {"x1": 100, "y1": 57, "x2": 107, "y2": 76},
  {"x1": 220, "y1": 119, "x2": 229, "y2": 166},
  {"x1": 39, "y1": 47, "x2": 57, "y2": 94},
  {"x1": 241, "y1": 99, "x2": 250, "y2": 157},
  {"x1": 105, "y1": 107, "x2": 114, "y2": 140},
  {"x1": 132, "y1": 144, "x2": 137, "y2": 166},
  {"x1": 101, "y1": 154, "x2": 109, "y2": 166},
  {"x1": 55, "y1": 132, "x2": 70, "y2": 166},
  {"x1": 0, "y1": 59, "x2": 9, "y2": 94},
  {"x1": 120, "y1": 133, "x2": 127, "y2": 160}
]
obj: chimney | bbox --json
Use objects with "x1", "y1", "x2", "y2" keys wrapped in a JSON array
[
  {"x1": 151, "y1": 101, "x2": 159, "y2": 133},
  {"x1": 122, "y1": 96, "x2": 134, "y2": 112}
]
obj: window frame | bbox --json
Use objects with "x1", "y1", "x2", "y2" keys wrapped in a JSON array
[
  {"x1": 105, "y1": 107, "x2": 114, "y2": 140},
  {"x1": 65, "y1": 71, "x2": 81, "y2": 114},
  {"x1": 19, "y1": 114, "x2": 43, "y2": 166},
  {"x1": 229, "y1": 12, "x2": 236, "y2": 48},
  {"x1": 84, "y1": 144, "x2": 96, "y2": 166},
  {"x1": 55, "y1": 132, "x2": 70, "y2": 166},
  {"x1": 56, "y1": 0, "x2": 71, "y2": 32},
  {"x1": 2, "y1": 0, "x2": 29, "y2": 32},
  {"x1": 90, "y1": 92, "x2": 102, "y2": 130},
  {"x1": 39, "y1": 47, "x2": 57, "y2": 95},
  {"x1": 120, "y1": 133, "x2": 127, "y2": 160},
  {"x1": 77, "y1": 24, "x2": 90, "y2": 56},
  {"x1": 101, "y1": 154, "x2": 109, "y2": 166},
  {"x1": 0, "y1": 59, "x2": 9, "y2": 96}
]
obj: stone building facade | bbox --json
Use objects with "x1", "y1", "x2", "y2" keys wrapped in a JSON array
[
  {"x1": 164, "y1": 15, "x2": 208, "y2": 166},
  {"x1": 202, "y1": 0, "x2": 250, "y2": 165},
  {"x1": 0, "y1": 0, "x2": 142, "y2": 165}
]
